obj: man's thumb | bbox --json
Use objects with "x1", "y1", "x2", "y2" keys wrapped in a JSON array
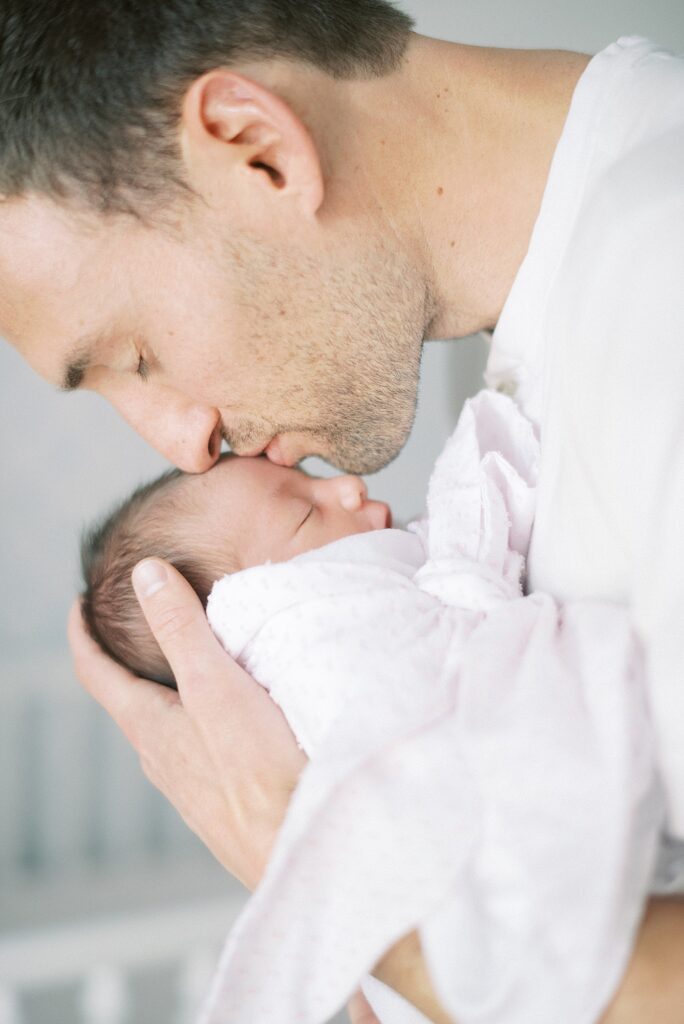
[
  {"x1": 131, "y1": 558, "x2": 218, "y2": 683},
  {"x1": 132, "y1": 558, "x2": 169, "y2": 600}
]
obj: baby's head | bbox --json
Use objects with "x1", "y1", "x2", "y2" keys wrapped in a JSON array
[{"x1": 81, "y1": 455, "x2": 391, "y2": 687}]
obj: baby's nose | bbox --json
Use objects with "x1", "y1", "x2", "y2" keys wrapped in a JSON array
[{"x1": 333, "y1": 475, "x2": 368, "y2": 511}]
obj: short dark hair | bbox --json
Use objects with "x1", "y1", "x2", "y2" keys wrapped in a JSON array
[
  {"x1": 81, "y1": 468, "x2": 233, "y2": 688},
  {"x1": 0, "y1": 0, "x2": 413, "y2": 215}
]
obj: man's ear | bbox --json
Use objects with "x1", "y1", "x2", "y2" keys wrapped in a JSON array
[{"x1": 180, "y1": 70, "x2": 324, "y2": 217}]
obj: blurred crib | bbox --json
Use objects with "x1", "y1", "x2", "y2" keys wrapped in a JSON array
[{"x1": 0, "y1": 648, "x2": 247, "y2": 1024}]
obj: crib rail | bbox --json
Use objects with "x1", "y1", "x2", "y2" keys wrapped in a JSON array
[
  {"x1": 0, "y1": 649, "x2": 246, "y2": 1024},
  {"x1": 1, "y1": 648, "x2": 204, "y2": 878},
  {"x1": 0, "y1": 895, "x2": 241, "y2": 1024},
  {"x1": 1, "y1": 652, "x2": 349, "y2": 1024}
]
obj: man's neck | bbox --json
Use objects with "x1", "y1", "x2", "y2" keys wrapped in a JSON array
[
  {"x1": 241, "y1": 36, "x2": 590, "y2": 339},
  {"x1": 343, "y1": 36, "x2": 591, "y2": 338}
]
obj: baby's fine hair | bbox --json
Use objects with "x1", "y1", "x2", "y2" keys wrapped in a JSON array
[{"x1": 81, "y1": 468, "x2": 234, "y2": 688}]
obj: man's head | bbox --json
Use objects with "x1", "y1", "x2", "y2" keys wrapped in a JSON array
[
  {"x1": 0, "y1": 0, "x2": 413, "y2": 214},
  {"x1": 0, "y1": 0, "x2": 433, "y2": 475},
  {"x1": 81, "y1": 453, "x2": 391, "y2": 685}
]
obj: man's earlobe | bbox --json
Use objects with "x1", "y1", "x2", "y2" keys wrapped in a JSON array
[{"x1": 180, "y1": 70, "x2": 324, "y2": 216}]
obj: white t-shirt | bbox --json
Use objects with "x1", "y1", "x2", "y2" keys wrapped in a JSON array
[{"x1": 487, "y1": 37, "x2": 684, "y2": 836}]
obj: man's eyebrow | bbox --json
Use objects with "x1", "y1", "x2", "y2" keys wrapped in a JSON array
[{"x1": 59, "y1": 334, "x2": 105, "y2": 392}]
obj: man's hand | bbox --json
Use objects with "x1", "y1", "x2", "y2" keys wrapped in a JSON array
[{"x1": 68, "y1": 558, "x2": 306, "y2": 890}]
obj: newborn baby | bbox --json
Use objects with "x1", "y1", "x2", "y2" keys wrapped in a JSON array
[
  {"x1": 81, "y1": 391, "x2": 662, "y2": 1024},
  {"x1": 81, "y1": 452, "x2": 392, "y2": 687}
]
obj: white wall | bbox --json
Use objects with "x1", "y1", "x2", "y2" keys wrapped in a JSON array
[{"x1": 403, "y1": 0, "x2": 684, "y2": 51}]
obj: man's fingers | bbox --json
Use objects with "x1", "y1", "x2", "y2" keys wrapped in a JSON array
[
  {"x1": 71, "y1": 565, "x2": 305, "y2": 886},
  {"x1": 131, "y1": 559, "x2": 227, "y2": 684},
  {"x1": 131, "y1": 559, "x2": 300, "y2": 748},
  {"x1": 68, "y1": 598, "x2": 179, "y2": 746},
  {"x1": 131, "y1": 559, "x2": 203, "y2": 636},
  {"x1": 132, "y1": 558, "x2": 306, "y2": 875}
]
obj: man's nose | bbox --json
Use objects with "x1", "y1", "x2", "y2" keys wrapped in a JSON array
[
  {"x1": 107, "y1": 382, "x2": 223, "y2": 473},
  {"x1": 323, "y1": 474, "x2": 368, "y2": 511},
  {"x1": 158, "y1": 405, "x2": 224, "y2": 473}
]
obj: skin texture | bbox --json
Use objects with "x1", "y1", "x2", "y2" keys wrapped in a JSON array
[{"x1": 5, "y1": 32, "x2": 682, "y2": 1023}]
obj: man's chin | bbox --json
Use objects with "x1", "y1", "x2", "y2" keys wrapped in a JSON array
[
  {"x1": 265, "y1": 420, "x2": 413, "y2": 476},
  {"x1": 333, "y1": 435, "x2": 410, "y2": 476},
  {"x1": 264, "y1": 436, "x2": 296, "y2": 467}
]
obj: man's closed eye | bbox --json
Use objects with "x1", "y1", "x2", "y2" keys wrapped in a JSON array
[{"x1": 136, "y1": 355, "x2": 150, "y2": 381}]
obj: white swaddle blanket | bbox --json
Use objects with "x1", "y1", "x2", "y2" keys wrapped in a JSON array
[{"x1": 200, "y1": 390, "x2": 661, "y2": 1024}]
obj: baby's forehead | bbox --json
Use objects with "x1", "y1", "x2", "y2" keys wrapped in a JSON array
[
  {"x1": 177, "y1": 453, "x2": 239, "y2": 494},
  {"x1": 198, "y1": 454, "x2": 307, "y2": 490},
  {"x1": 173, "y1": 455, "x2": 301, "y2": 517}
]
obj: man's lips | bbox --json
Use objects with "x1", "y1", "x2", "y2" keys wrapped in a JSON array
[
  {"x1": 232, "y1": 435, "x2": 294, "y2": 465},
  {"x1": 264, "y1": 436, "x2": 296, "y2": 467}
]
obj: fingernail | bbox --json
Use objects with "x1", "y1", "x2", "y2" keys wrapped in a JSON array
[{"x1": 133, "y1": 559, "x2": 167, "y2": 598}]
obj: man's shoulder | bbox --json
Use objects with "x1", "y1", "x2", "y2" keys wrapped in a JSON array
[
  {"x1": 552, "y1": 127, "x2": 684, "y2": 330},
  {"x1": 578, "y1": 127, "x2": 684, "y2": 262}
]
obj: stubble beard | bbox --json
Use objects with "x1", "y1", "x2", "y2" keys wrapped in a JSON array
[{"x1": 221, "y1": 227, "x2": 431, "y2": 473}]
